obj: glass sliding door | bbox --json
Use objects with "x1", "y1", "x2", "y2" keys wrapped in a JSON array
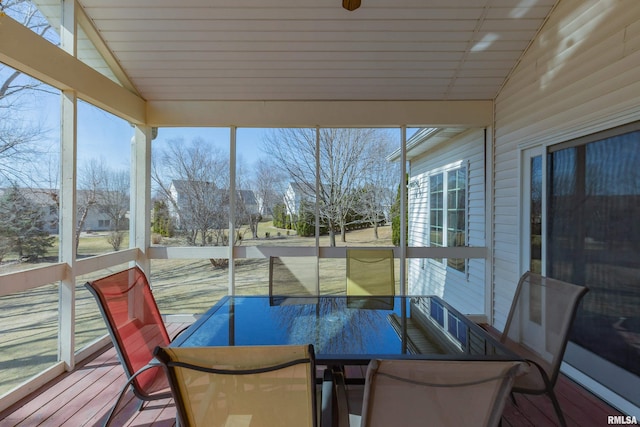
[{"x1": 544, "y1": 123, "x2": 640, "y2": 407}]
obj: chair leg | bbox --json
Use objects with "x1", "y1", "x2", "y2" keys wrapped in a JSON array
[
  {"x1": 321, "y1": 368, "x2": 336, "y2": 427},
  {"x1": 105, "y1": 377, "x2": 149, "y2": 426},
  {"x1": 321, "y1": 367, "x2": 351, "y2": 427},
  {"x1": 104, "y1": 379, "x2": 131, "y2": 427},
  {"x1": 332, "y1": 367, "x2": 351, "y2": 427},
  {"x1": 103, "y1": 364, "x2": 157, "y2": 427},
  {"x1": 548, "y1": 389, "x2": 567, "y2": 427}
]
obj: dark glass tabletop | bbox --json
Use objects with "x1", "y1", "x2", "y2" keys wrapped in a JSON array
[{"x1": 172, "y1": 295, "x2": 515, "y2": 364}]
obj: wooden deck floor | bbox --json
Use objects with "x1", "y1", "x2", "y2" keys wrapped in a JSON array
[{"x1": 0, "y1": 325, "x2": 624, "y2": 427}]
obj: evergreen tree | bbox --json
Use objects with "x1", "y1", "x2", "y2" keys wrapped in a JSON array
[
  {"x1": 151, "y1": 200, "x2": 174, "y2": 237},
  {"x1": 0, "y1": 186, "x2": 54, "y2": 260},
  {"x1": 391, "y1": 174, "x2": 408, "y2": 247},
  {"x1": 296, "y1": 201, "x2": 315, "y2": 237}
]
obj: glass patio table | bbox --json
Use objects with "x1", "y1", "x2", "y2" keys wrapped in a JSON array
[{"x1": 171, "y1": 295, "x2": 516, "y2": 364}]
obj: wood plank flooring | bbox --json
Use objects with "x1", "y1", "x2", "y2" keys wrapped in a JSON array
[{"x1": 0, "y1": 323, "x2": 625, "y2": 427}]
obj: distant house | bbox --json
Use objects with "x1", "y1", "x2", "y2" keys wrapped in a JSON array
[
  {"x1": 0, "y1": 187, "x2": 121, "y2": 233},
  {"x1": 168, "y1": 180, "x2": 195, "y2": 223},
  {"x1": 168, "y1": 179, "x2": 259, "y2": 228},
  {"x1": 237, "y1": 189, "x2": 259, "y2": 217},
  {"x1": 0, "y1": 187, "x2": 59, "y2": 234},
  {"x1": 284, "y1": 182, "x2": 315, "y2": 219},
  {"x1": 78, "y1": 189, "x2": 129, "y2": 232},
  {"x1": 168, "y1": 179, "x2": 196, "y2": 213}
]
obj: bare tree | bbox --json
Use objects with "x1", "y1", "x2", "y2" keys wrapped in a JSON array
[
  {"x1": 263, "y1": 128, "x2": 392, "y2": 246},
  {"x1": 249, "y1": 158, "x2": 288, "y2": 238},
  {"x1": 98, "y1": 169, "x2": 129, "y2": 231},
  {"x1": 1, "y1": 1, "x2": 54, "y2": 41},
  {"x1": 0, "y1": 110, "x2": 47, "y2": 186},
  {"x1": 232, "y1": 156, "x2": 258, "y2": 240},
  {"x1": 98, "y1": 168, "x2": 129, "y2": 250},
  {"x1": 76, "y1": 159, "x2": 105, "y2": 250},
  {"x1": 357, "y1": 135, "x2": 400, "y2": 239},
  {"x1": 152, "y1": 138, "x2": 230, "y2": 247},
  {"x1": 0, "y1": 0, "x2": 58, "y2": 186}
]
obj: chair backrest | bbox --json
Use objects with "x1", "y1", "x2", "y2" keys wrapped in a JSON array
[
  {"x1": 269, "y1": 256, "x2": 318, "y2": 305},
  {"x1": 360, "y1": 359, "x2": 527, "y2": 427},
  {"x1": 346, "y1": 249, "x2": 395, "y2": 296},
  {"x1": 155, "y1": 344, "x2": 318, "y2": 427},
  {"x1": 85, "y1": 267, "x2": 170, "y2": 397},
  {"x1": 501, "y1": 271, "x2": 589, "y2": 388}
]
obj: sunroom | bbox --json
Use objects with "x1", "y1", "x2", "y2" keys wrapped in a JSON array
[{"x1": 0, "y1": 0, "x2": 638, "y2": 424}]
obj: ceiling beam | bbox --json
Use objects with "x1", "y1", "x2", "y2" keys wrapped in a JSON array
[
  {"x1": 0, "y1": 15, "x2": 145, "y2": 124},
  {"x1": 147, "y1": 100, "x2": 493, "y2": 128}
]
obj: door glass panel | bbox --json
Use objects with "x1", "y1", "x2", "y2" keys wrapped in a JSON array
[
  {"x1": 530, "y1": 156, "x2": 542, "y2": 274},
  {"x1": 548, "y1": 130, "x2": 640, "y2": 381}
]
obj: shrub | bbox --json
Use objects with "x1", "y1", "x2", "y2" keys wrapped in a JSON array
[{"x1": 107, "y1": 231, "x2": 124, "y2": 251}]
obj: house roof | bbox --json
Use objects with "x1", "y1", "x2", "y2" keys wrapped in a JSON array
[
  {"x1": 0, "y1": 187, "x2": 128, "y2": 207},
  {"x1": 288, "y1": 182, "x2": 311, "y2": 193},
  {"x1": 34, "y1": 0, "x2": 557, "y2": 105},
  {"x1": 170, "y1": 180, "x2": 256, "y2": 203},
  {"x1": 0, "y1": 187, "x2": 58, "y2": 206},
  {"x1": 387, "y1": 127, "x2": 469, "y2": 161},
  {"x1": 238, "y1": 189, "x2": 257, "y2": 205}
]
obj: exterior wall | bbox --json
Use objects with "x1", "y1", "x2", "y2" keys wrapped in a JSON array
[
  {"x1": 407, "y1": 129, "x2": 485, "y2": 314},
  {"x1": 83, "y1": 212, "x2": 115, "y2": 232},
  {"x1": 284, "y1": 184, "x2": 299, "y2": 217},
  {"x1": 284, "y1": 183, "x2": 315, "y2": 217},
  {"x1": 168, "y1": 182, "x2": 180, "y2": 227},
  {"x1": 493, "y1": 0, "x2": 640, "y2": 329}
]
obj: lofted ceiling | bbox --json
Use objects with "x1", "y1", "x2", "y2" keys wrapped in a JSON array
[{"x1": 67, "y1": 0, "x2": 557, "y2": 103}]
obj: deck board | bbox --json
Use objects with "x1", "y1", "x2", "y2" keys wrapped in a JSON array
[{"x1": 0, "y1": 323, "x2": 625, "y2": 427}]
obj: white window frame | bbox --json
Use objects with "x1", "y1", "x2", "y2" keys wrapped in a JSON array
[{"x1": 427, "y1": 161, "x2": 469, "y2": 274}]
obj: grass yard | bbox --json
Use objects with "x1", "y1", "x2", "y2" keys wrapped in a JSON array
[{"x1": 0, "y1": 223, "x2": 394, "y2": 396}]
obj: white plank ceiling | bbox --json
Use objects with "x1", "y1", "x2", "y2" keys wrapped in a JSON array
[{"x1": 73, "y1": 0, "x2": 558, "y2": 102}]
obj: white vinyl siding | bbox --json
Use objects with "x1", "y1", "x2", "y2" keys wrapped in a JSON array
[
  {"x1": 408, "y1": 129, "x2": 485, "y2": 314},
  {"x1": 492, "y1": 0, "x2": 640, "y2": 330}
]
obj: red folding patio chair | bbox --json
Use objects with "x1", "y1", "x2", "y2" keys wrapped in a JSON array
[{"x1": 85, "y1": 266, "x2": 186, "y2": 426}]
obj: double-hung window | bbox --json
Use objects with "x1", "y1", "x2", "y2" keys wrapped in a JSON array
[{"x1": 428, "y1": 164, "x2": 467, "y2": 272}]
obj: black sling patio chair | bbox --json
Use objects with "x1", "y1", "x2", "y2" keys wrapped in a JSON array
[{"x1": 496, "y1": 271, "x2": 589, "y2": 427}]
